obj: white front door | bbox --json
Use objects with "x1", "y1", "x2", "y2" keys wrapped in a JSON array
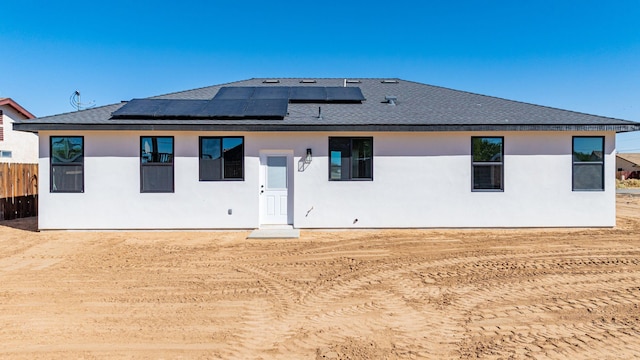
[{"x1": 261, "y1": 154, "x2": 289, "y2": 225}]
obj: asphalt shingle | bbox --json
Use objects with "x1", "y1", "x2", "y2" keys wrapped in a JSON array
[{"x1": 13, "y1": 78, "x2": 640, "y2": 132}]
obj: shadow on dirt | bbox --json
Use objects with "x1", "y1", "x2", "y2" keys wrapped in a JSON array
[{"x1": 0, "y1": 216, "x2": 38, "y2": 232}]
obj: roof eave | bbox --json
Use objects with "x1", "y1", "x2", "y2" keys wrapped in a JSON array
[
  {"x1": 0, "y1": 98, "x2": 36, "y2": 119},
  {"x1": 13, "y1": 122, "x2": 640, "y2": 133}
]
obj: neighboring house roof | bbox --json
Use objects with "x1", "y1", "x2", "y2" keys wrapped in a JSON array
[
  {"x1": 617, "y1": 153, "x2": 640, "y2": 166},
  {"x1": 13, "y1": 78, "x2": 640, "y2": 133},
  {"x1": 0, "y1": 98, "x2": 36, "y2": 119}
]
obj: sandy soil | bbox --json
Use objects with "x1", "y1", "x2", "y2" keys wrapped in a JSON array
[{"x1": 1, "y1": 195, "x2": 639, "y2": 359}]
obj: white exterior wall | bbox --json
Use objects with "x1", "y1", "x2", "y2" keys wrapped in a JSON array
[
  {"x1": 39, "y1": 131, "x2": 259, "y2": 230},
  {"x1": 37, "y1": 130, "x2": 616, "y2": 230},
  {"x1": 295, "y1": 131, "x2": 616, "y2": 228},
  {"x1": 0, "y1": 106, "x2": 38, "y2": 163}
]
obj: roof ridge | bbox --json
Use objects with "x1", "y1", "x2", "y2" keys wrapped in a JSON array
[
  {"x1": 105, "y1": 77, "x2": 403, "y2": 103},
  {"x1": 248, "y1": 77, "x2": 400, "y2": 80}
]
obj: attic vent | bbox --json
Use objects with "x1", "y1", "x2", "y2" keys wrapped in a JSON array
[
  {"x1": 385, "y1": 96, "x2": 397, "y2": 106},
  {"x1": 262, "y1": 79, "x2": 280, "y2": 84},
  {"x1": 381, "y1": 79, "x2": 399, "y2": 84},
  {"x1": 300, "y1": 79, "x2": 317, "y2": 83},
  {"x1": 346, "y1": 80, "x2": 361, "y2": 84}
]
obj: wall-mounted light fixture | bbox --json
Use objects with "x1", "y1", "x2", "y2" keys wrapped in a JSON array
[{"x1": 305, "y1": 148, "x2": 312, "y2": 164}]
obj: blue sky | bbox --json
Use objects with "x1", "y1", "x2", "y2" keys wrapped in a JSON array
[{"x1": 2, "y1": 1, "x2": 639, "y2": 151}]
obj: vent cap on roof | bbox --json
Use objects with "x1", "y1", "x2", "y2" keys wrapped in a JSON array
[
  {"x1": 262, "y1": 79, "x2": 280, "y2": 84},
  {"x1": 381, "y1": 79, "x2": 399, "y2": 84},
  {"x1": 385, "y1": 96, "x2": 398, "y2": 106}
]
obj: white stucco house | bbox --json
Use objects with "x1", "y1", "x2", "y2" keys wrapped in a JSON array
[
  {"x1": 0, "y1": 98, "x2": 37, "y2": 163},
  {"x1": 13, "y1": 78, "x2": 640, "y2": 230}
]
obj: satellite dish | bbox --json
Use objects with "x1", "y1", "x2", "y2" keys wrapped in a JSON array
[{"x1": 70, "y1": 90, "x2": 96, "y2": 111}]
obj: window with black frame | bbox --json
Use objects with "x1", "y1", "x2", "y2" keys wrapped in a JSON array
[
  {"x1": 472, "y1": 137, "x2": 504, "y2": 191},
  {"x1": 329, "y1": 137, "x2": 373, "y2": 181},
  {"x1": 140, "y1": 136, "x2": 174, "y2": 192},
  {"x1": 572, "y1": 136, "x2": 604, "y2": 191},
  {"x1": 199, "y1": 137, "x2": 244, "y2": 181},
  {"x1": 50, "y1": 136, "x2": 84, "y2": 192}
]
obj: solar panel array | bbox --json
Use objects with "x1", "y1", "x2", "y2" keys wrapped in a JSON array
[
  {"x1": 111, "y1": 98, "x2": 289, "y2": 119},
  {"x1": 111, "y1": 86, "x2": 364, "y2": 120},
  {"x1": 215, "y1": 86, "x2": 365, "y2": 102}
]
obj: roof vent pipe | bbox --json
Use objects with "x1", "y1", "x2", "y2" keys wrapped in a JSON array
[
  {"x1": 318, "y1": 106, "x2": 322, "y2": 120},
  {"x1": 343, "y1": 79, "x2": 346, "y2": 87}
]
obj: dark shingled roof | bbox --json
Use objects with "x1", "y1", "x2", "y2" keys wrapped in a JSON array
[{"x1": 13, "y1": 78, "x2": 640, "y2": 133}]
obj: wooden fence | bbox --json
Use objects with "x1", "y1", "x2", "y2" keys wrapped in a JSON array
[{"x1": 0, "y1": 163, "x2": 38, "y2": 220}]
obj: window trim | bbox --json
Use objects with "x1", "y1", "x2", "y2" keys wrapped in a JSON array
[
  {"x1": 140, "y1": 136, "x2": 175, "y2": 193},
  {"x1": 50, "y1": 136, "x2": 84, "y2": 193},
  {"x1": 328, "y1": 136, "x2": 374, "y2": 181},
  {"x1": 198, "y1": 136, "x2": 245, "y2": 181},
  {"x1": 572, "y1": 136, "x2": 605, "y2": 192},
  {"x1": 471, "y1": 136, "x2": 504, "y2": 192}
]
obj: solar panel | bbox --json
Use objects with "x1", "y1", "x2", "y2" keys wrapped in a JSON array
[
  {"x1": 243, "y1": 99, "x2": 288, "y2": 118},
  {"x1": 289, "y1": 87, "x2": 327, "y2": 101},
  {"x1": 325, "y1": 87, "x2": 365, "y2": 102},
  {"x1": 199, "y1": 99, "x2": 247, "y2": 117},
  {"x1": 214, "y1": 86, "x2": 366, "y2": 103},
  {"x1": 111, "y1": 85, "x2": 364, "y2": 120},
  {"x1": 160, "y1": 100, "x2": 209, "y2": 117},
  {"x1": 251, "y1": 87, "x2": 290, "y2": 99},
  {"x1": 214, "y1": 87, "x2": 256, "y2": 100},
  {"x1": 111, "y1": 99, "x2": 162, "y2": 117},
  {"x1": 112, "y1": 99, "x2": 210, "y2": 118}
]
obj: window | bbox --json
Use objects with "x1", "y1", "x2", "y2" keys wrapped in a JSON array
[
  {"x1": 141, "y1": 136, "x2": 174, "y2": 192},
  {"x1": 0, "y1": 150, "x2": 12, "y2": 158},
  {"x1": 329, "y1": 137, "x2": 373, "y2": 180},
  {"x1": 573, "y1": 136, "x2": 604, "y2": 191},
  {"x1": 199, "y1": 137, "x2": 244, "y2": 181},
  {"x1": 472, "y1": 137, "x2": 503, "y2": 191},
  {"x1": 50, "y1": 136, "x2": 83, "y2": 192}
]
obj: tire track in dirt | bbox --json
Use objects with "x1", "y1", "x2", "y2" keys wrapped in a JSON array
[
  {"x1": 1, "y1": 195, "x2": 640, "y2": 359},
  {"x1": 224, "y1": 239, "x2": 640, "y2": 358},
  {"x1": 220, "y1": 249, "x2": 466, "y2": 357},
  {"x1": 450, "y1": 249, "x2": 640, "y2": 359},
  {"x1": 246, "y1": 252, "x2": 466, "y2": 357}
]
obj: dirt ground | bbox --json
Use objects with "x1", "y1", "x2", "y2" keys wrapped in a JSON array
[{"x1": 1, "y1": 196, "x2": 639, "y2": 359}]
